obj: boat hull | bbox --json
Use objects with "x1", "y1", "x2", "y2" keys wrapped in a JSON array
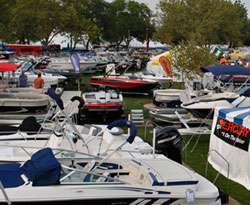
[
  {"x1": 90, "y1": 76, "x2": 158, "y2": 93},
  {"x1": 0, "y1": 184, "x2": 219, "y2": 205}
]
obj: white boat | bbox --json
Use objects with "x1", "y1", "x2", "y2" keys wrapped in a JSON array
[
  {"x1": 0, "y1": 60, "x2": 66, "y2": 89},
  {"x1": 181, "y1": 91, "x2": 242, "y2": 120},
  {"x1": 0, "y1": 117, "x2": 221, "y2": 204},
  {"x1": 0, "y1": 146, "x2": 220, "y2": 204},
  {"x1": 0, "y1": 89, "x2": 221, "y2": 204},
  {"x1": 0, "y1": 87, "x2": 55, "y2": 122},
  {"x1": 48, "y1": 55, "x2": 100, "y2": 73}
]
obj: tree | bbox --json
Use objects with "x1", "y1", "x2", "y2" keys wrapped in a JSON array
[
  {"x1": 0, "y1": 0, "x2": 16, "y2": 43},
  {"x1": 170, "y1": 41, "x2": 217, "y2": 86},
  {"x1": 234, "y1": 0, "x2": 250, "y2": 46},
  {"x1": 154, "y1": 0, "x2": 246, "y2": 47},
  {"x1": 60, "y1": 0, "x2": 102, "y2": 50},
  {"x1": 3, "y1": 0, "x2": 63, "y2": 50},
  {"x1": 101, "y1": 0, "x2": 155, "y2": 50}
]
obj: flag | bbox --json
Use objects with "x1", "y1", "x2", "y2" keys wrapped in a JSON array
[{"x1": 70, "y1": 53, "x2": 80, "y2": 73}]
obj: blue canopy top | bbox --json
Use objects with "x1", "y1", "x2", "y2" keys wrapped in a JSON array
[{"x1": 201, "y1": 65, "x2": 250, "y2": 76}]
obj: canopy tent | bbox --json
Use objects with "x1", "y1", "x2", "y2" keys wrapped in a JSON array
[
  {"x1": 208, "y1": 106, "x2": 250, "y2": 190},
  {"x1": 0, "y1": 63, "x2": 21, "y2": 72}
]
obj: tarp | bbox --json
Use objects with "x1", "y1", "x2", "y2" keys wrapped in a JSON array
[
  {"x1": 201, "y1": 65, "x2": 250, "y2": 76},
  {"x1": 0, "y1": 63, "x2": 21, "y2": 72},
  {"x1": 208, "y1": 106, "x2": 250, "y2": 190}
]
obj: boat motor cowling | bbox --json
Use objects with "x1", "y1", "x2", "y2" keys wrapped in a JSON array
[{"x1": 155, "y1": 126, "x2": 182, "y2": 164}]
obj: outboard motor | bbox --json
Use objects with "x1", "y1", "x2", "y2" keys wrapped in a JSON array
[{"x1": 155, "y1": 126, "x2": 182, "y2": 164}]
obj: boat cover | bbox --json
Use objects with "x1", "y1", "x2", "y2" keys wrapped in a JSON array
[
  {"x1": 208, "y1": 106, "x2": 250, "y2": 190},
  {"x1": 48, "y1": 88, "x2": 64, "y2": 110},
  {"x1": 201, "y1": 65, "x2": 250, "y2": 76},
  {"x1": 0, "y1": 148, "x2": 61, "y2": 187},
  {"x1": 0, "y1": 63, "x2": 21, "y2": 72},
  {"x1": 0, "y1": 163, "x2": 24, "y2": 188},
  {"x1": 20, "y1": 148, "x2": 61, "y2": 186}
]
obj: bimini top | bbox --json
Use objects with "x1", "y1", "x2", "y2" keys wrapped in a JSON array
[
  {"x1": 0, "y1": 63, "x2": 21, "y2": 72},
  {"x1": 201, "y1": 65, "x2": 250, "y2": 76}
]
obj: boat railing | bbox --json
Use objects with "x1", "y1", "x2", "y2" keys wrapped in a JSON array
[
  {"x1": 0, "y1": 181, "x2": 11, "y2": 205},
  {"x1": 206, "y1": 149, "x2": 230, "y2": 196},
  {"x1": 60, "y1": 164, "x2": 123, "y2": 184}
]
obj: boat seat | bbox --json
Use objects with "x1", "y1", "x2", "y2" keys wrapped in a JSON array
[
  {"x1": 103, "y1": 131, "x2": 114, "y2": 144},
  {"x1": 82, "y1": 160, "x2": 97, "y2": 182},
  {"x1": 128, "y1": 160, "x2": 142, "y2": 180},
  {"x1": 110, "y1": 93, "x2": 118, "y2": 99},
  {"x1": 96, "y1": 171, "x2": 111, "y2": 182},
  {"x1": 128, "y1": 160, "x2": 164, "y2": 186},
  {"x1": 231, "y1": 96, "x2": 246, "y2": 107},
  {"x1": 143, "y1": 172, "x2": 164, "y2": 187}
]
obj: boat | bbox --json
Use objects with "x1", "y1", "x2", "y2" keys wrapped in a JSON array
[
  {"x1": 180, "y1": 89, "x2": 250, "y2": 127},
  {"x1": 0, "y1": 91, "x2": 50, "y2": 113},
  {"x1": 48, "y1": 53, "x2": 105, "y2": 73},
  {"x1": 90, "y1": 64, "x2": 159, "y2": 94},
  {"x1": 39, "y1": 67, "x2": 82, "y2": 85},
  {"x1": 201, "y1": 65, "x2": 250, "y2": 87},
  {"x1": 179, "y1": 65, "x2": 250, "y2": 123},
  {"x1": 0, "y1": 91, "x2": 221, "y2": 203},
  {"x1": 0, "y1": 118, "x2": 221, "y2": 204},
  {"x1": 90, "y1": 75, "x2": 159, "y2": 93},
  {"x1": 0, "y1": 60, "x2": 66, "y2": 89},
  {"x1": 0, "y1": 146, "x2": 220, "y2": 204},
  {"x1": 80, "y1": 86, "x2": 125, "y2": 123}
]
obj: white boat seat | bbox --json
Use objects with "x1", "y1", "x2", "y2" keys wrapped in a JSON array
[
  {"x1": 128, "y1": 160, "x2": 142, "y2": 180},
  {"x1": 110, "y1": 93, "x2": 118, "y2": 99},
  {"x1": 82, "y1": 160, "x2": 97, "y2": 182},
  {"x1": 144, "y1": 172, "x2": 164, "y2": 187},
  {"x1": 103, "y1": 131, "x2": 114, "y2": 145},
  {"x1": 96, "y1": 171, "x2": 111, "y2": 182},
  {"x1": 128, "y1": 160, "x2": 164, "y2": 186},
  {"x1": 231, "y1": 96, "x2": 246, "y2": 107}
]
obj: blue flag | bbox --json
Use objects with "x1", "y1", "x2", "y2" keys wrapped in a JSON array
[{"x1": 70, "y1": 53, "x2": 80, "y2": 73}]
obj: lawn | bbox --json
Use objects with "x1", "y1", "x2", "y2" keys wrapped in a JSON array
[{"x1": 66, "y1": 73, "x2": 250, "y2": 204}]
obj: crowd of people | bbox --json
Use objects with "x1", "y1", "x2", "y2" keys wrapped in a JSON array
[{"x1": 219, "y1": 55, "x2": 250, "y2": 67}]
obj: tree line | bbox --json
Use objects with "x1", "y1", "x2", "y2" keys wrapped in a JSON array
[{"x1": 0, "y1": 0, "x2": 248, "y2": 51}]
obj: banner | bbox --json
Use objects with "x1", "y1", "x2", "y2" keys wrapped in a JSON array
[
  {"x1": 70, "y1": 53, "x2": 80, "y2": 73},
  {"x1": 208, "y1": 107, "x2": 250, "y2": 190}
]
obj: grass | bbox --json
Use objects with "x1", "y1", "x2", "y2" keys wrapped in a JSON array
[{"x1": 66, "y1": 73, "x2": 250, "y2": 204}]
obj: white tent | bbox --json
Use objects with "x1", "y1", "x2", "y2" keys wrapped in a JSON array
[{"x1": 208, "y1": 106, "x2": 250, "y2": 190}]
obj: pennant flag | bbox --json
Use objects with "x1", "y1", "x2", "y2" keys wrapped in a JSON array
[
  {"x1": 70, "y1": 53, "x2": 80, "y2": 73},
  {"x1": 159, "y1": 56, "x2": 172, "y2": 78}
]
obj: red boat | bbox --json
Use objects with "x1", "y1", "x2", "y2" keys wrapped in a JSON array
[
  {"x1": 80, "y1": 87, "x2": 125, "y2": 123},
  {"x1": 90, "y1": 74, "x2": 159, "y2": 93}
]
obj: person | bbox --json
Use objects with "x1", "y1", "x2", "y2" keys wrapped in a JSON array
[
  {"x1": 34, "y1": 72, "x2": 44, "y2": 89},
  {"x1": 19, "y1": 70, "x2": 28, "y2": 87},
  {"x1": 219, "y1": 56, "x2": 229, "y2": 65}
]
